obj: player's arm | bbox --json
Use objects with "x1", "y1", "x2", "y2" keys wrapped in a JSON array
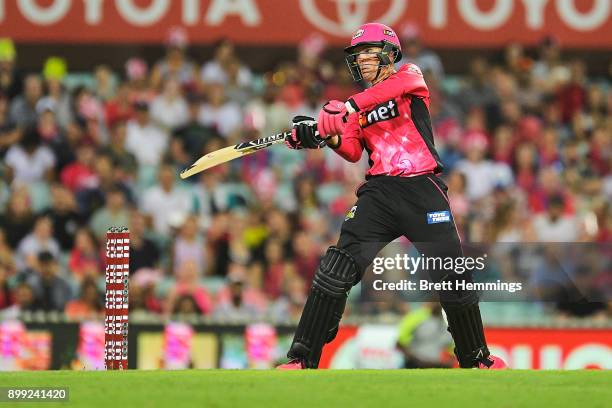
[
  {"x1": 346, "y1": 64, "x2": 428, "y2": 113},
  {"x1": 326, "y1": 114, "x2": 363, "y2": 163},
  {"x1": 287, "y1": 112, "x2": 363, "y2": 163}
]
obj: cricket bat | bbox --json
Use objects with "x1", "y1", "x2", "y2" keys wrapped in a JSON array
[{"x1": 179, "y1": 131, "x2": 291, "y2": 179}]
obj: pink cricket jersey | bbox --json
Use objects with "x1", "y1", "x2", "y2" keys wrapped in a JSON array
[{"x1": 331, "y1": 63, "x2": 443, "y2": 178}]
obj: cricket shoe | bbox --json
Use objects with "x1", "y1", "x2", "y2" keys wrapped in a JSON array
[
  {"x1": 477, "y1": 355, "x2": 508, "y2": 369},
  {"x1": 276, "y1": 359, "x2": 306, "y2": 370}
]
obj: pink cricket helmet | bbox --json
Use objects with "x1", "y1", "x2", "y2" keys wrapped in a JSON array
[{"x1": 344, "y1": 23, "x2": 402, "y2": 81}]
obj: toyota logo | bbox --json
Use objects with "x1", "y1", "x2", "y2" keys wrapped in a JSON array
[{"x1": 300, "y1": 0, "x2": 406, "y2": 36}]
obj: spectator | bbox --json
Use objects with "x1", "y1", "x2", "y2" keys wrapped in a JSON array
[
  {"x1": 198, "y1": 83, "x2": 242, "y2": 138},
  {"x1": 60, "y1": 143, "x2": 97, "y2": 193},
  {"x1": 89, "y1": 186, "x2": 130, "y2": 240},
  {"x1": 140, "y1": 162, "x2": 192, "y2": 236},
  {"x1": 125, "y1": 101, "x2": 168, "y2": 167},
  {"x1": 557, "y1": 60, "x2": 587, "y2": 124},
  {"x1": 0, "y1": 38, "x2": 23, "y2": 99},
  {"x1": 166, "y1": 134, "x2": 192, "y2": 172},
  {"x1": 44, "y1": 184, "x2": 82, "y2": 251},
  {"x1": 532, "y1": 36, "x2": 568, "y2": 93},
  {"x1": 78, "y1": 152, "x2": 131, "y2": 214},
  {"x1": 455, "y1": 131, "x2": 512, "y2": 201},
  {"x1": 150, "y1": 26, "x2": 196, "y2": 89},
  {"x1": 268, "y1": 274, "x2": 307, "y2": 323},
  {"x1": 150, "y1": 77, "x2": 189, "y2": 131},
  {"x1": 533, "y1": 195, "x2": 579, "y2": 242},
  {"x1": 72, "y1": 86, "x2": 107, "y2": 146},
  {"x1": 0, "y1": 185, "x2": 35, "y2": 248},
  {"x1": 94, "y1": 64, "x2": 116, "y2": 102},
  {"x1": 488, "y1": 200, "x2": 533, "y2": 242},
  {"x1": 165, "y1": 261, "x2": 212, "y2": 316},
  {"x1": 173, "y1": 294, "x2": 201, "y2": 316},
  {"x1": 0, "y1": 92, "x2": 19, "y2": 155},
  {"x1": 262, "y1": 239, "x2": 286, "y2": 299},
  {"x1": 513, "y1": 142, "x2": 539, "y2": 191},
  {"x1": 65, "y1": 278, "x2": 103, "y2": 320},
  {"x1": 105, "y1": 82, "x2": 133, "y2": 126},
  {"x1": 173, "y1": 215, "x2": 206, "y2": 275},
  {"x1": 5, "y1": 126, "x2": 55, "y2": 184},
  {"x1": 16, "y1": 215, "x2": 60, "y2": 271},
  {"x1": 100, "y1": 120, "x2": 138, "y2": 178},
  {"x1": 456, "y1": 57, "x2": 498, "y2": 118},
  {"x1": 68, "y1": 227, "x2": 102, "y2": 281},
  {"x1": 38, "y1": 57, "x2": 72, "y2": 128},
  {"x1": 25, "y1": 251, "x2": 72, "y2": 312},
  {"x1": 192, "y1": 170, "x2": 233, "y2": 228},
  {"x1": 398, "y1": 23, "x2": 444, "y2": 81},
  {"x1": 173, "y1": 93, "x2": 220, "y2": 162},
  {"x1": 0, "y1": 282, "x2": 35, "y2": 318},
  {"x1": 213, "y1": 266, "x2": 264, "y2": 321},
  {"x1": 264, "y1": 209, "x2": 293, "y2": 255},
  {"x1": 130, "y1": 268, "x2": 163, "y2": 314},
  {"x1": 529, "y1": 167, "x2": 574, "y2": 214},
  {"x1": 396, "y1": 304, "x2": 454, "y2": 368},
  {"x1": 200, "y1": 38, "x2": 252, "y2": 88},
  {"x1": 9, "y1": 73, "x2": 42, "y2": 127},
  {"x1": 292, "y1": 231, "x2": 319, "y2": 284},
  {"x1": 125, "y1": 57, "x2": 155, "y2": 103},
  {"x1": 129, "y1": 211, "x2": 160, "y2": 273},
  {"x1": 37, "y1": 105, "x2": 63, "y2": 147},
  {"x1": 205, "y1": 212, "x2": 232, "y2": 277}
]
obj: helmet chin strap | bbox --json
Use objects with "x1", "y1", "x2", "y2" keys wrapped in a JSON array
[{"x1": 371, "y1": 65, "x2": 394, "y2": 85}]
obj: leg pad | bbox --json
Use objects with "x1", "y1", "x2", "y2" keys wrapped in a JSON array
[
  {"x1": 442, "y1": 292, "x2": 491, "y2": 368},
  {"x1": 288, "y1": 246, "x2": 357, "y2": 368}
]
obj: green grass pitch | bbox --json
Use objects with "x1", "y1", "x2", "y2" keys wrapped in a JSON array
[{"x1": 1, "y1": 370, "x2": 610, "y2": 407}]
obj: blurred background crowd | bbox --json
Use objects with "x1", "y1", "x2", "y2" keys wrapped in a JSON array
[{"x1": 0, "y1": 25, "x2": 610, "y2": 324}]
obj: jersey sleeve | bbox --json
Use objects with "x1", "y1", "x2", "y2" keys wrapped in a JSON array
[
  {"x1": 347, "y1": 64, "x2": 428, "y2": 112},
  {"x1": 328, "y1": 113, "x2": 363, "y2": 163}
]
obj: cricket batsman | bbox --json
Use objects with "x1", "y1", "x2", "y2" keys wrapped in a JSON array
[{"x1": 278, "y1": 23, "x2": 507, "y2": 369}]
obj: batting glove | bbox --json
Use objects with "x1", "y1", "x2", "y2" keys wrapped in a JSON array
[
  {"x1": 286, "y1": 116, "x2": 326, "y2": 150},
  {"x1": 317, "y1": 100, "x2": 348, "y2": 138}
]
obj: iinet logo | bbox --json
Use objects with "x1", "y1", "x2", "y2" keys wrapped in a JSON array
[
  {"x1": 490, "y1": 343, "x2": 612, "y2": 369},
  {"x1": 358, "y1": 100, "x2": 399, "y2": 128}
]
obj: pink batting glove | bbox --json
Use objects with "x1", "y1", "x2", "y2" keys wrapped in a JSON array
[{"x1": 317, "y1": 100, "x2": 347, "y2": 137}]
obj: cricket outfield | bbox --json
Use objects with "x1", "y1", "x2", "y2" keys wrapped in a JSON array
[{"x1": 1, "y1": 369, "x2": 610, "y2": 407}]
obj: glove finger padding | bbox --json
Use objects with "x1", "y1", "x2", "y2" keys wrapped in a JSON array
[{"x1": 322, "y1": 100, "x2": 347, "y2": 115}]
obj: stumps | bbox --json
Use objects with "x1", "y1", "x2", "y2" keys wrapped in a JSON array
[{"x1": 104, "y1": 227, "x2": 130, "y2": 370}]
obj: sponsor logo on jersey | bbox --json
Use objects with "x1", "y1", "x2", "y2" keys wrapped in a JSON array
[
  {"x1": 427, "y1": 211, "x2": 451, "y2": 224},
  {"x1": 358, "y1": 99, "x2": 399, "y2": 128},
  {"x1": 407, "y1": 64, "x2": 423, "y2": 76},
  {"x1": 345, "y1": 205, "x2": 357, "y2": 221}
]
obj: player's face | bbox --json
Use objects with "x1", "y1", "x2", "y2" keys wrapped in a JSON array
[{"x1": 355, "y1": 46, "x2": 383, "y2": 82}]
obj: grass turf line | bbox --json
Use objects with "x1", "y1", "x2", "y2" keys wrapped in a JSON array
[{"x1": 1, "y1": 370, "x2": 610, "y2": 408}]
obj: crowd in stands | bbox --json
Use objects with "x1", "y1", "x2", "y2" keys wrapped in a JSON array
[{"x1": 0, "y1": 26, "x2": 609, "y2": 322}]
